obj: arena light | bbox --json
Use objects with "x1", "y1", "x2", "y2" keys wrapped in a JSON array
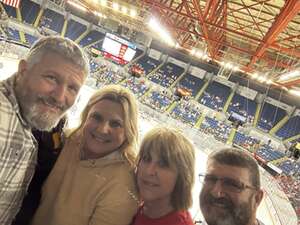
[
  {"x1": 196, "y1": 51, "x2": 204, "y2": 58},
  {"x1": 251, "y1": 73, "x2": 258, "y2": 79},
  {"x1": 93, "y1": 11, "x2": 106, "y2": 18},
  {"x1": 257, "y1": 76, "x2": 267, "y2": 83},
  {"x1": 190, "y1": 49, "x2": 196, "y2": 56},
  {"x1": 100, "y1": 0, "x2": 106, "y2": 6},
  {"x1": 220, "y1": 61, "x2": 238, "y2": 71},
  {"x1": 232, "y1": 65, "x2": 239, "y2": 71},
  {"x1": 148, "y1": 17, "x2": 176, "y2": 47},
  {"x1": 289, "y1": 88, "x2": 300, "y2": 97},
  {"x1": 112, "y1": 2, "x2": 119, "y2": 10},
  {"x1": 121, "y1": 6, "x2": 128, "y2": 14},
  {"x1": 277, "y1": 70, "x2": 300, "y2": 82},
  {"x1": 130, "y1": 9, "x2": 137, "y2": 17},
  {"x1": 67, "y1": 0, "x2": 87, "y2": 12}
]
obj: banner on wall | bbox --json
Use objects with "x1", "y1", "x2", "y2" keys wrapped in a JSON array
[{"x1": 0, "y1": 0, "x2": 20, "y2": 8}]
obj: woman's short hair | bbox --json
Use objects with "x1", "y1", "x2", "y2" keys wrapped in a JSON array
[
  {"x1": 137, "y1": 126, "x2": 195, "y2": 210},
  {"x1": 70, "y1": 84, "x2": 139, "y2": 165},
  {"x1": 26, "y1": 36, "x2": 89, "y2": 77}
]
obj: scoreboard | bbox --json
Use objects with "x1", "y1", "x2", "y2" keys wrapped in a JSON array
[{"x1": 102, "y1": 33, "x2": 136, "y2": 65}]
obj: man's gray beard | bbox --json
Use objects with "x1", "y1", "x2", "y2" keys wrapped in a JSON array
[
  {"x1": 205, "y1": 211, "x2": 237, "y2": 225},
  {"x1": 25, "y1": 104, "x2": 63, "y2": 131},
  {"x1": 207, "y1": 202, "x2": 252, "y2": 225}
]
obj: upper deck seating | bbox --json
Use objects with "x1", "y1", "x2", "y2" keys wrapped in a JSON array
[{"x1": 258, "y1": 102, "x2": 286, "y2": 132}]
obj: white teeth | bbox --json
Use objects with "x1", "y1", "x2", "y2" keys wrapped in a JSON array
[
  {"x1": 144, "y1": 181, "x2": 157, "y2": 187},
  {"x1": 92, "y1": 134, "x2": 108, "y2": 142}
]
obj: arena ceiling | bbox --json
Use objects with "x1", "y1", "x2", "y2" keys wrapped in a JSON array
[{"x1": 81, "y1": 0, "x2": 300, "y2": 89}]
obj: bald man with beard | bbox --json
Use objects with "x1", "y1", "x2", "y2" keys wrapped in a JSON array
[{"x1": 199, "y1": 148, "x2": 265, "y2": 225}]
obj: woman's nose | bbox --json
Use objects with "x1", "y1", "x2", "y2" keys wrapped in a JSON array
[{"x1": 97, "y1": 121, "x2": 110, "y2": 134}]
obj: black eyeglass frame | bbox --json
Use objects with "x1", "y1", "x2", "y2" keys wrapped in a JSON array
[{"x1": 199, "y1": 173, "x2": 258, "y2": 193}]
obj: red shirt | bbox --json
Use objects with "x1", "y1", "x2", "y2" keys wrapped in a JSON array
[{"x1": 132, "y1": 208, "x2": 195, "y2": 225}]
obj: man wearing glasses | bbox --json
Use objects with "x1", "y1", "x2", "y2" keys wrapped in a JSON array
[{"x1": 199, "y1": 148, "x2": 265, "y2": 225}]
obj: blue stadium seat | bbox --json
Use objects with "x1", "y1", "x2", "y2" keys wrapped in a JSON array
[
  {"x1": 171, "y1": 100, "x2": 201, "y2": 125},
  {"x1": 199, "y1": 81, "x2": 230, "y2": 110},
  {"x1": 227, "y1": 93, "x2": 256, "y2": 123},
  {"x1": 233, "y1": 132, "x2": 259, "y2": 150},
  {"x1": 40, "y1": 9, "x2": 64, "y2": 34},
  {"x1": 6, "y1": 27, "x2": 20, "y2": 42},
  {"x1": 121, "y1": 77, "x2": 149, "y2": 97},
  {"x1": 2, "y1": 3, "x2": 17, "y2": 18},
  {"x1": 258, "y1": 102, "x2": 286, "y2": 132},
  {"x1": 142, "y1": 90, "x2": 173, "y2": 112},
  {"x1": 256, "y1": 144, "x2": 285, "y2": 162},
  {"x1": 277, "y1": 159, "x2": 300, "y2": 176},
  {"x1": 148, "y1": 62, "x2": 184, "y2": 88},
  {"x1": 79, "y1": 30, "x2": 105, "y2": 47},
  {"x1": 135, "y1": 55, "x2": 160, "y2": 75},
  {"x1": 65, "y1": 19, "x2": 87, "y2": 41},
  {"x1": 20, "y1": 0, "x2": 40, "y2": 24},
  {"x1": 200, "y1": 117, "x2": 232, "y2": 143},
  {"x1": 276, "y1": 116, "x2": 300, "y2": 139},
  {"x1": 25, "y1": 33, "x2": 38, "y2": 46},
  {"x1": 177, "y1": 73, "x2": 204, "y2": 97}
]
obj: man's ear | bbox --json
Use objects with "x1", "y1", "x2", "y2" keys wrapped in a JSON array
[
  {"x1": 254, "y1": 189, "x2": 264, "y2": 207},
  {"x1": 18, "y1": 59, "x2": 28, "y2": 76}
]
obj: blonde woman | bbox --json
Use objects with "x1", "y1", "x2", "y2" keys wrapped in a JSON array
[
  {"x1": 132, "y1": 127, "x2": 195, "y2": 225},
  {"x1": 32, "y1": 85, "x2": 139, "y2": 225}
]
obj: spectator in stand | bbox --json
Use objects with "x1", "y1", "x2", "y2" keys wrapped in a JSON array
[
  {"x1": 0, "y1": 36, "x2": 89, "y2": 225},
  {"x1": 199, "y1": 148, "x2": 265, "y2": 225},
  {"x1": 32, "y1": 85, "x2": 139, "y2": 225},
  {"x1": 131, "y1": 127, "x2": 195, "y2": 225}
]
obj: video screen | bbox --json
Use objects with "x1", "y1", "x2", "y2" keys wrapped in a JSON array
[{"x1": 101, "y1": 33, "x2": 136, "y2": 65}]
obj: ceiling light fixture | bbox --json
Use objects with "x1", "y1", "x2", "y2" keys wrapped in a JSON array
[
  {"x1": 67, "y1": 1, "x2": 87, "y2": 11},
  {"x1": 112, "y1": 2, "x2": 119, "y2": 10},
  {"x1": 148, "y1": 17, "x2": 176, "y2": 47},
  {"x1": 277, "y1": 70, "x2": 300, "y2": 82},
  {"x1": 130, "y1": 9, "x2": 137, "y2": 17}
]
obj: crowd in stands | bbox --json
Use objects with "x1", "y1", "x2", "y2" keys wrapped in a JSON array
[
  {"x1": 200, "y1": 117, "x2": 233, "y2": 143},
  {"x1": 277, "y1": 174, "x2": 300, "y2": 220},
  {"x1": 177, "y1": 73, "x2": 204, "y2": 97},
  {"x1": 227, "y1": 94, "x2": 256, "y2": 124},
  {"x1": 258, "y1": 103, "x2": 286, "y2": 132},
  {"x1": 170, "y1": 100, "x2": 201, "y2": 126},
  {"x1": 133, "y1": 55, "x2": 160, "y2": 75},
  {"x1": 233, "y1": 131, "x2": 260, "y2": 151},
  {"x1": 121, "y1": 77, "x2": 149, "y2": 98},
  {"x1": 200, "y1": 91, "x2": 225, "y2": 111},
  {"x1": 141, "y1": 90, "x2": 174, "y2": 113},
  {"x1": 148, "y1": 63, "x2": 183, "y2": 88},
  {"x1": 276, "y1": 116, "x2": 300, "y2": 140}
]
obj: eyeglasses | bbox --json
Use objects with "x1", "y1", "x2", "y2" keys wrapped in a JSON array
[{"x1": 199, "y1": 174, "x2": 257, "y2": 193}]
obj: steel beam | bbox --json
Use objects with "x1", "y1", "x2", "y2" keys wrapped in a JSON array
[{"x1": 247, "y1": 0, "x2": 300, "y2": 68}]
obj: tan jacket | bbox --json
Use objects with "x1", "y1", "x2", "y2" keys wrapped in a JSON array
[{"x1": 31, "y1": 135, "x2": 139, "y2": 225}]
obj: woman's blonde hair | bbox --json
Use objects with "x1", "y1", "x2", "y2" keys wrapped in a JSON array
[
  {"x1": 137, "y1": 126, "x2": 195, "y2": 210},
  {"x1": 69, "y1": 85, "x2": 139, "y2": 165}
]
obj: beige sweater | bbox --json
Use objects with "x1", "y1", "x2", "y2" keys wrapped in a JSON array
[{"x1": 31, "y1": 135, "x2": 139, "y2": 225}]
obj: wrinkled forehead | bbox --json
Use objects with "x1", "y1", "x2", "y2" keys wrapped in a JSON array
[{"x1": 206, "y1": 159, "x2": 252, "y2": 183}]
